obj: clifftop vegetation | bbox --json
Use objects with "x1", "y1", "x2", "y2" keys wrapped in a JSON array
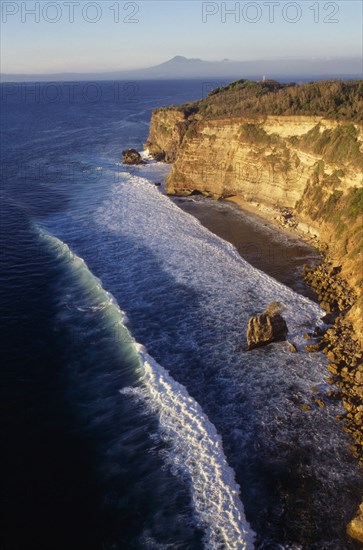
[
  {"x1": 157, "y1": 79, "x2": 363, "y2": 122},
  {"x1": 294, "y1": 123, "x2": 363, "y2": 169}
]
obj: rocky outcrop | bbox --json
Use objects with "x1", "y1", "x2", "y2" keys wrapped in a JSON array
[
  {"x1": 122, "y1": 148, "x2": 145, "y2": 165},
  {"x1": 145, "y1": 108, "x2": 192, "y2": 162},
  {"x1": 246, "y1": 303, "x2": 288, "y2": 350},
  {"x1": 347, "y1": 503, "x2": 363, "y2": 543},
  {"x1": 303, "y1": 263, "x2": 363, "y2": 464},
  {"x1": 304, "y1": 263, "x2": 356, "y2": 317}
]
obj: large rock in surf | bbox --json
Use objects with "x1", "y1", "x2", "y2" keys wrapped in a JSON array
[
  {"x1": 246, "y1": 302, "x2": 288, "y2": 351},
  {"x1": 122, "y1": 148, "x2": 145, "y2": 165}
]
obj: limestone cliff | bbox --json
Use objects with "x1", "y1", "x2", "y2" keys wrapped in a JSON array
[
  {"x1": 146, "y1": 83, "x2": 363, "y2": 342},
  {"x1": 164, "y1": 115, "x2": 362, "y2": 327},
  {"x1": 145, "y1": 107, "x2": 192, "y2": 162}
]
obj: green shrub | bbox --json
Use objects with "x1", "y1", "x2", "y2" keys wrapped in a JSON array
[
  {"x1": 185, "y1": 123, "x2": 199, "y2": 139},
  {"x1": 347, "y1": 188, "x2": 363, "y2": 220},
  {"x1": 321, "y1": 190, "x2": 343, "y2": 219},
  {"x1": 298, "y1": 124, "x2": 363, "y2": 169},
  {"x1": 239, "y1": 123, "x2": 273, "y2": 145},
  {"x1": 174, "y1": 80, "x2": 363, "y2": 122}
]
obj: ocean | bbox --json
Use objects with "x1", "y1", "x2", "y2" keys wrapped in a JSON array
[{"x1": 0, "y1": 80, "x2": 361, "y2": 550}]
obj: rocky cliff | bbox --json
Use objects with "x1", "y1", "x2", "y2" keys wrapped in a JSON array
[
  {"x1": 146, "y1": 81, "x2": 363, "y2": 340},
  {"x1": 145, "y1": 107, "x2": 192, "y2": 162},
  {"x1": 146, "y1": 80, "x2": 363, "y2": 542}
]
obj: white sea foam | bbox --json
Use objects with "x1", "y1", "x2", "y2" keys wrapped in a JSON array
[
  {"x1": 140, "y1": 148, "x2": 152, "y2": 160},
  {"x1": 128, "y1": 343, "x2": 255, "y2": 549},
  {"x1": 39, "y1": 228, "x2": 256, "y2": 549},
  {"x1": 42, "y1": 170, "x2": 361, "y2": 548},
  {"x1": 94, "y1": 174, "x2": 323, "y2": 339}
]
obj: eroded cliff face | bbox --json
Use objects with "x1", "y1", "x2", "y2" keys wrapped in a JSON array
[
  {"x1": 166, "y1": 115, "x2": 327, "y2": 201},
  {"x1": 146, "y1": 112, "x2": 363, "y2": 338},
  {"x1": 165, "y1": 115, "x2": 360, "y2": 210},
  {"x1": 144, "y1": 108, "x2": 191, "y2": 162}
]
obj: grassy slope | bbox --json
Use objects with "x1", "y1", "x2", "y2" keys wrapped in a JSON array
[{"x1": 159, "y1": 79, "x2": 363, "y2": 122}]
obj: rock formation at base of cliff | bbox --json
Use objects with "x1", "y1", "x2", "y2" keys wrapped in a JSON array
[
  {"x1": 122, "y1": 148, "x2": 145, "y2": 165},
  {"x1": 246, "y1": 309, "x2": 288, "y2": 350}
]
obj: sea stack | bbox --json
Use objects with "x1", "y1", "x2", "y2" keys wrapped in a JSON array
[
  {"x1": 246, "y1": 302, "x2": 288, "y2": 350},
  {"x1": 122, "y1": 148, "x2": 145, "y2": 165}
]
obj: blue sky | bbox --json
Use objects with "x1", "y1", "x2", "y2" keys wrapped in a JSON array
[{"x1": 1, "y1": 0, "x2": 362, "y2": 73}]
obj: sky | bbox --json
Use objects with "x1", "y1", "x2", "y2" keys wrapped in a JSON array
[{"x1": 1, "y1": 0, "x2": 362, "y2": 73}]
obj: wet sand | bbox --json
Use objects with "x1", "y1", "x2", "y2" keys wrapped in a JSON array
[{"x1": 174, "y1": 196, "x2": 321, "y2": 301}]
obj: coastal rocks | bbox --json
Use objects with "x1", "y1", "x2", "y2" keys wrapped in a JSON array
[
  {"x1": 322, "y1": 318, "x2": 363, "y2": 465},
  {"x1": 289, "y1": 342, "x2": 298, "y2": 353},
  {"x1": 245, "y1": 302, "x2": 288, "y2": 351},
  {"x1": 304, "y1": 258, "x2": 363, "y2": 550},
  {"x1": 122, "y1": 148, "x2": 145, "y2": 165},
  {"x1": 304, "y1": 262, "x2": 356, "y2": 313},
  {"x1": 304, "y1": 262, "x2": 363, "y2": 468},
  {"x1": 347, "y1": 504, "x2": 363, "y2": 544},
  {"x1": 275, "y1": 207, "x2": 298, "y2": 229},
  {"x1": 300, "y1": 404, "x2": 312, "y2": 411},
  {"x1": 305, "y1": 343, "x2": 321, "y2": 353},
  {"x1": 305, "y1": 341, "x2": 326, "y2": 353}
]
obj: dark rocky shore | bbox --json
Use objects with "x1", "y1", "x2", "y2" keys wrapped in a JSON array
[
  {"x1": 303, "y1": 262, "x2": 363, "y2": 543},
  {"x1": 304, "y1": 263, "x2": 362, "y2": 466}
]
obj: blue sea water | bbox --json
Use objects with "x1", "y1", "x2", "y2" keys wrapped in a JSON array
[{"x1": 0, "y1": 80, "x2": 362, "y2": 550}]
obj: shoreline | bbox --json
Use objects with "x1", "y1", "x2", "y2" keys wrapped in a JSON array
[
  {"x1": 171, "y1": 189, "x2": 363, "y2": 544},
  {"x1": 173, "y1": 194, "x2": 321, "y2": 301},
  {"x1": 134, "y1": 159, "x2": 362, "y2": 543},
  {"x1": 224, "y1": 195, "x2": 320, "y2": 245}
]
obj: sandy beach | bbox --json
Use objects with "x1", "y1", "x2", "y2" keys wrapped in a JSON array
[{"x1": 174, "y1": 195, "x2": 321, "y2": 301}]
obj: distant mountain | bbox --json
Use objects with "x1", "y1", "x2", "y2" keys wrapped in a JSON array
[
  {"x1": 158, "y1": 55, "x2": 204, "y2": 65},
  {"x1": 1, "y1": 56, "x2": 362, "y2": 83}
]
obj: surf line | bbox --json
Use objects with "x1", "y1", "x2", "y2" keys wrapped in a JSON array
[{"x1": 38, "y1": 227, "x2": 255, "y2": 549}]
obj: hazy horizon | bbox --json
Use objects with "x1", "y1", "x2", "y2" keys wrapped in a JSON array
[
  {"x1": 2, "y1": 53, "x2": 362, "y2": 75},
  {"x1": 1, "y1": 1, "x2": 362, "y2": 76},
  {"x1": 1, "y1": 54, "x2": 362, "y2": 84}
]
